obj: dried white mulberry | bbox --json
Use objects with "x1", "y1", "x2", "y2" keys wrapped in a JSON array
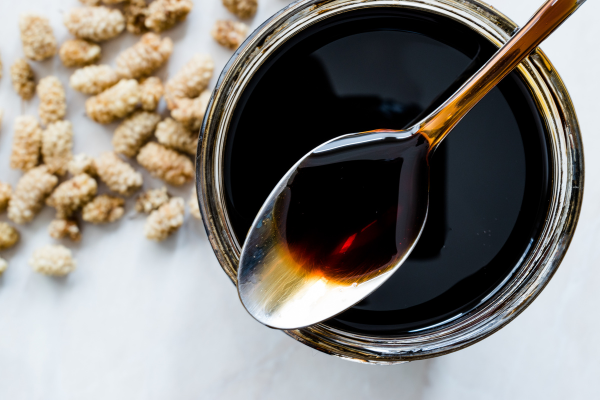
[
  {"x1": 222, "y1": 0, "x2": 257, "y2": 19},
  {"x1": 113, "y1": 111, "x2": 161, "y2": 157},
  {"x1": 42, "y1": 120, "x2": 74, "y2": 176},
  {"x1": 29, "y1": 245, "x2": 76, "y2": 276},
  {"x1": 8, "y1": 166, "x2": 58, "y2": 224},
  {"x1": 37, "y1": 76, "x2": 67, "y2": 126},
  {"x1": 144, "y1": 197, "x2": 185, "y2": 240},
  {"x1": 116, "y1": 33, "x2": 173, "y2": 79},
  {"x1": 135, "y1": 187, "x2": 169, "y2": 213},
  {"x1": 59, "y1": 39, "x2": 102, "y2": 68},
  {"x1": 48, "y1": 219, "x2": 81, "y2": 242},
  {"x1": 0, "y1": 222, "x2": 20, "y2": 250},
  {"x1": 19, "y1": 14, "x2": 57, "y2": 61},
  {"x1": 139, "y1": 77, "x2": 164, "y2": 111},
  {"x1": 170, "y1": 90, "x2": 210, "y2": 131},
  {"x1": 137, "y1": 142, "x2": 194, "y2": 186},
  {"x1": 10, "y1": 116, "x2": 42, "y2": 172},
  {"x1": 211, "y1": 20, "x2": 248, "y2": 50},
  {"x1": 124, "y1": 0, "x2": 150, "y2": 35},
  {"x1": 165, "y1": 54, "x2": 213, "y2": 108},
  {"x1": 85, "y1": 79, "x2": 140, "y2": 124},
  {"x1": 64, "y1": 7, "x2": 125, "y2": 42},
  {"x1": 82, "y1": 194, "x2": 125, "y2": 223},
  {"x1": 68, "y1": 154, "x2": 97, "y2": 177},
  {"x1": 70, "y1": 65, "x2": 119, "y2": 95},
  {"x1": 0, "y1": 182, "x2": 12, "y2": 212},
  {"x1": 10, "y1": 59, "x2": 35, "y2": 100},
  {"x1": 95, "y1": 152, "x2": 143, "y2": 195},
  {"x1": 155, "y1": 118, "x2": 197, "y2": 155},
  {"x1": 145, "y1": 0, "x2": 193, "y2": 33},
  {"x1": 46, "y1": 174, "x2": 98, "y2": 218}
]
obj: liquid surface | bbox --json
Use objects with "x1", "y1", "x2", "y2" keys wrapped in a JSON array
[{"x1": 225, "y1": 8, "x2": 550, "y2": 334}]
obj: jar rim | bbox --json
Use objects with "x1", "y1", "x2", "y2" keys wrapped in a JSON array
[{"x1": 196, "y1": 0, "x2": 584, "y2": 364}]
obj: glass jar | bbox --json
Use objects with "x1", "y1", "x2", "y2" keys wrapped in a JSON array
[{"x1": 196, "y1": 0, "x2": 584, "y2": 364}]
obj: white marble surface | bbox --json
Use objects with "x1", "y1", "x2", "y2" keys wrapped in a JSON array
[{"x1": 0, "y1": 0, "x2": 598, "y2": 399}]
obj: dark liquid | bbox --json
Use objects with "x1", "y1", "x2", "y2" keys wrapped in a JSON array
[
  {"x1": 224, "y1": 8, "x2": 550, "y2": 334},
  {"x1": 284, "y1": 132, "x2": 429, "y2": 284}
]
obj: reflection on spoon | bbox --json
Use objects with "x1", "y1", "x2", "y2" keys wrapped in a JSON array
[{"x1": 238, "y1": 0, "x2": 586, "y2": 330}]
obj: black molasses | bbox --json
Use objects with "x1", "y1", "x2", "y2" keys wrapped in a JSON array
[{"x1": 224, "y1": 8, "x2": 550, "y2": 335}]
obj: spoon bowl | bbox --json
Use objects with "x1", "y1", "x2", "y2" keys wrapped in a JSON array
[{"x1": 239, "y1": 129, "x2": 429, "y2": 329}]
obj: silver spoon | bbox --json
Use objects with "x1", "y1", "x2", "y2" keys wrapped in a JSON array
[{"x1": 237, "y1": 0, "x2": 586, "y2": 330}]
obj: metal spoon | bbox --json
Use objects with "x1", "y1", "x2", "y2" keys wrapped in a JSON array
[{"x1": 238, "y1": 0, "x2": 586, "y2": 330}]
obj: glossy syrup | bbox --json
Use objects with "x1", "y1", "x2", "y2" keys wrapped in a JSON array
[
  {"x1": 224, "y1": 8, "x2": 550, "y2": 334},
  {"x1": 283, "y1": 132, "x2": 429, "y2": 285}
]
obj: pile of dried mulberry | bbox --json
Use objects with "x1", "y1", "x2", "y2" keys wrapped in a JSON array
[{"x1": 0, "y1": 0, "x2": 261, "y2": 275}]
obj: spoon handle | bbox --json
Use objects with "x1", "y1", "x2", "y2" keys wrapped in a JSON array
[{"x1": 417, "y1": 0, "x2": 586, "y2": 150}]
